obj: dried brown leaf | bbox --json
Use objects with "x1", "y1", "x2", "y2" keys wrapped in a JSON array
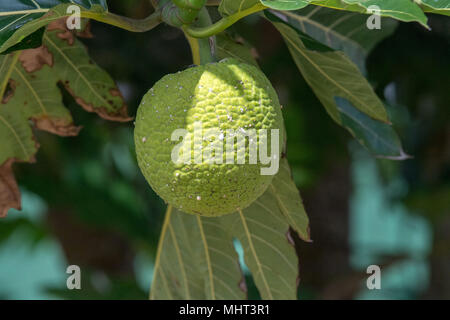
[
  {"x1": 47, "y1": 19, "x2": 75, "y2": 45},
  {"x1": 63, "y1": 82, "x2": 132, "y2": 122},
  {"x1": 19, "y1": 46, "x2": 53, "y2": 73},
  {"x1": 0, "y1": 159, "x2": 21, "y2": 218},
  {"x1": 32, "y1": 117, "x2": 82, "y2": 136}
]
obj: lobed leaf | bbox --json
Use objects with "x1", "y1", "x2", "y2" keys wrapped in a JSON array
[
  {"x1": 216, "y1": 33, "x2": 259, "y2": 66},
  {"x1": 267, "y1": 12, "x2": 410, "y2": 158},
  {"x1": 0, "y1": 0, "x2": 108, "y2": 54},
  {"x1": 43, "y1": 20, "x2": 130, "y2": 121},
  {"x1": 269, "y1": 158, "x2": 310, "y2": 241},
  {"x1": 0, "y1": 21, "x2": 129, "y2": 217},
  {"x1": 11, "y1": 53, "x2": 80, "y2": 135},
  {"x1": 0, "y1": 101, "x2": 38, "y2": 165},
  {"x1": 0, "y1": 93, "x2": 38, "y2": 216}
]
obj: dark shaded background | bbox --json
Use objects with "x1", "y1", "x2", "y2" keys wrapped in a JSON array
[{"x1": 0, "y1": 0, "x2": 448, "y2": 299}]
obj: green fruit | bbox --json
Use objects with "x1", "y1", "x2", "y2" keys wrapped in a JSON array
[{"x1": 134, "y1": 58, "x2": 284, "y2": 217}]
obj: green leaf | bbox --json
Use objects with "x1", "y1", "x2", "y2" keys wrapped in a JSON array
[
  {"x1": 8, "y1": 56, "x2": 78, "y2": 136},
  {"x1": 216, "y1": 33, "x2": 258, "y2": 66},
  {"x1": 267, "y1": 13, "x2": 410, "y2": 158},
  {"x1": 151, "y1": 158, "x2": 310, "y2": 300},
  {"x1": 150, "y1": 206, "x2": 246, "y2": 300},
  {"x1": 0, "y1": 53, "x2": 35, "y2": 217},
  {"x1": 219, "y1": 0, "x2": 261, "y2": 16},
  {"x1": 335, "y1": 97, "x2": 409, "y2": 159},
  {"x1": 43, "y1": 23, "x2": 129, "y2": 120},
  {"x1": 271, "y1": 6, "x2": 398, "y2": 72},
  {"x1": 221, "y1": 192, "x2": 299, "y2": 300},
  {"x1": 268, "y1": 12, "x2": 388, "y2": 123},
  {"x1": 416, "y1": 0, "x2": 450, "y2": 16},
  {"x1": 0, "y1": 103, "x2": 37, "y2": 164},
  {"x1": 269, "y1": 158, "x2": 310, "y2": 241},
  {"x1": 0, "y1": 0, "x2": 107, "y2": 54},
  {"x1": 310, "y1": 0, "x2": 429, "y2": 27},
  {"x1": 260, "y1": 0, "x2": 310, "y2": 11},
  {"x1": 0, "y1": 23, "x2": 129, "y2": 217}
]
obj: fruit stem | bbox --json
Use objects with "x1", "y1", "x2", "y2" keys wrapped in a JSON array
[
  {"x1": 183, "y1": 7, "x2": 216, "y2": 65},
  {"x1": 182, "y1": 3, "x2": 266, "y2": 38}
]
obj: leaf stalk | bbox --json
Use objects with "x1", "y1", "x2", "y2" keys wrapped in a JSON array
[
  {"x1": 183, "y1": 3, "x2": 267, "y2": 38},
  {"x1": 81, "y1": 9, "x2": 163, "y2": 32}
]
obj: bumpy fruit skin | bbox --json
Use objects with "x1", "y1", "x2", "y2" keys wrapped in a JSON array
[{"x1": 134, "y1": 58, "x2": 284, "y2": 217}]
